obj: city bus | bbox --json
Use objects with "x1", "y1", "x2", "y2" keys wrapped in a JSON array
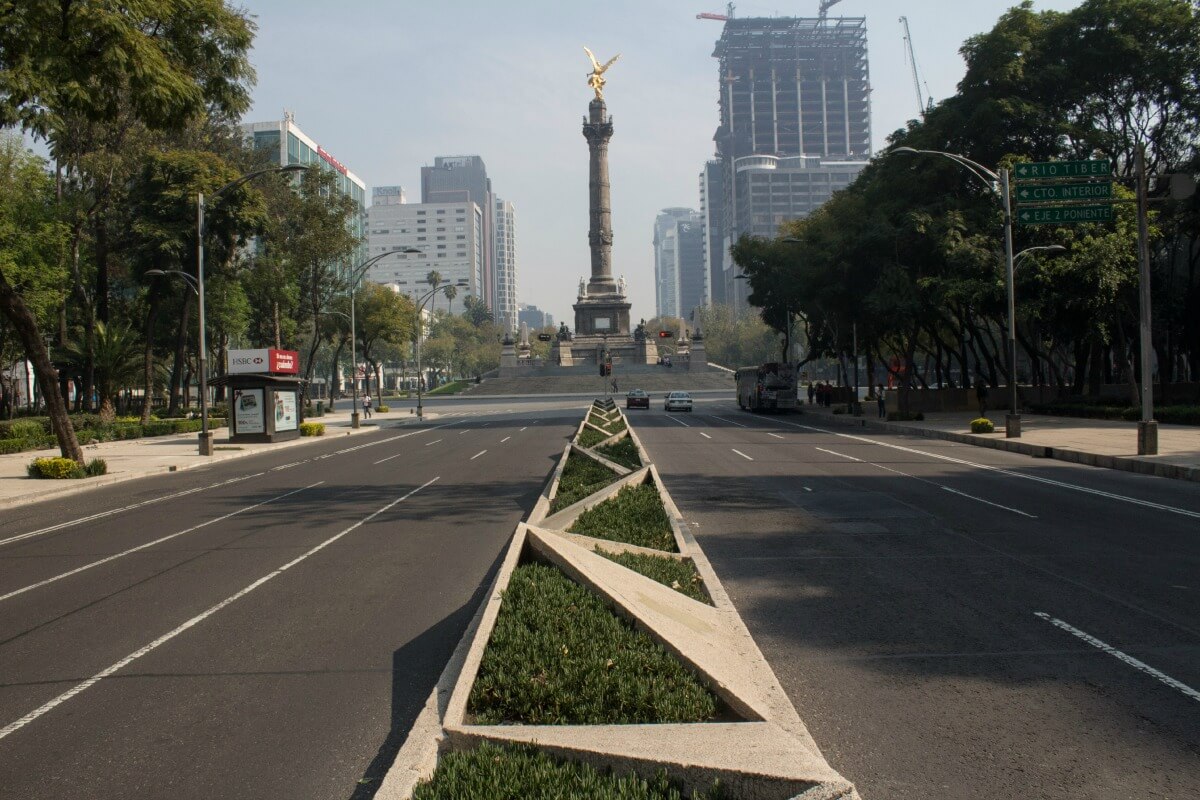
[{"x1": 735, "y1": 362, "x2": 798, "y2": 412}]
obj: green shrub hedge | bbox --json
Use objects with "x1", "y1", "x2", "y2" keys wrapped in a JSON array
[
  {"x1": 413, "y1": 743, "x2": 725, "y2": 800},
  {"x1": 1027, "y1": 402, "x2": 1200, "y2": 425},
  {"x1": 550, "y1": 451, "x2": 618, "y2": 512},
  {"x1": 970, "y1": 417, "x2": 995, "y2": 434},
  {"x1": 26, "y1": 456, "x2": 107, "y2": 479},
  {"x1": 569, "y1": 483, "x2": 677, "y2": 552},
  {"x1": 299, "y1": 422, "x2": 325, "y2": 436},
  {"x1": 467, "y1": 562, "x2": 718, "y2": 725},
  {"x1": 577, "y1": 425, "x2": 610, "y2": 448}
]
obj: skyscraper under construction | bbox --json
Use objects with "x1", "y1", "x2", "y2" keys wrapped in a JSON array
[{"x1": 708, "y1": 11, "x2": 871, "y2": 310}]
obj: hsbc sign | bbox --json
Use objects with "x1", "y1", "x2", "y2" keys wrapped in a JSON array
[{"x1": 227, "y1": 348, "x2": 300, "y2": 375}]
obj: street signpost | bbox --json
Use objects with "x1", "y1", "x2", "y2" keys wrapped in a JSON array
[
  {"x1": 1017, "y1": 204, "x2": 1114, "y2": 225},
  {"x1": 1014, "y1": 159, "x2": 1113, "y2": 227},
  {"x1": 1013, "y1": 159, "x2": 1110, "y2": 180},
  {"x1": 1015, "y1": 182, "x2": 1112, "y2": 203}
]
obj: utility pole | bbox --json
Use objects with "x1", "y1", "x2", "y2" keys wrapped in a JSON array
[{"x1": 1135, "y1": 145, "x2": 1157, "y2": 455}]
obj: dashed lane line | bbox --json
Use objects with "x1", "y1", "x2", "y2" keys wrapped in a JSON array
[
  {"x1": 664, "y1": 415, "x2": 691, "y2": 428},
  {"x1": 424, "y1": 439, "x2": 442, "y2": 447},
  {"x1": 0, "y1": 472, "x2": 266, "y2": 549},
  {"x1": 731, "y1": 449, "x2": 754, "y2": 461},
  {"x1": 709, "y1": 415, "x2": 750, "y2": 428},
  {"x1": 814, "y1": 447, "x2": 862, "y2": 462},
  {"x1": 768, "y1": 433, "x2": 786, "y2": 439},
  {"x1": 1036, "y1": 612, "x2": 1200, "y2": 703},
  {"x1": 0, "y1": 477, "x2": 439, "y2": 743},
  {"x1": 470, "y1": 450, "x2": 487, "y2": 461},
  {"x1": 501, "y1": 437, "x2": 511, "y2": 443},
  {"x1": 699, "y1": 432, "x2": 712, "y2": 439},
  {"x1": 0, "y1": 483, "x2": 323, "y2": 604}
]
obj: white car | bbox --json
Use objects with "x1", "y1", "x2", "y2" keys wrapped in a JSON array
[{"x1": 664, "y1": 391, "x2": 693, "y2": 412}]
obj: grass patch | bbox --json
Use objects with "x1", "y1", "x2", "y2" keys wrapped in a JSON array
[
  {"x1": 413, "y1": 743, "x2": 725, "y2": 799},
  {"x1": 467, "y1": 562, "x2": 718, "y2": 725},
  {"x1": 600, "y1": 552, "x2": 709, "y2": 604},
  {"x1": 577, "y1": 425, "x2": 610, "y2": 448},
  {"x1": 550, "y1": 451, "x2": 617, "y2": 513},
  {"x1": 569, "y1": 483, "x2": 677, "y2": 552},
  {"x1": 595, "y1": 435, "x2": 641, "y2": 469},
  {"x1": 428, "y1": 380, "x2": 469, "y2": 395}
]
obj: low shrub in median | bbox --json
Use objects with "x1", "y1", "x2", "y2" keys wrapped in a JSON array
[
  {"x1": 1027, "y1": 401, "x2": 1200, "y2": 426},
  {"x1": 413, "y1": 743, "x2": 725, "y2": 800},
  {"x1": 299, "y1": 422, "x2": 325, "y2": 436},
  {"x1": 376, "y1": 404, "x2": 390, "y2": 413},
  {"x1": 595, "y1": 435, "x2": 641, "y2": 469},
  {"x1": 970, "y1": 417, "x2": 995, "y2": 434},
  {"x1": 467, "y1": 562, "x2": 718, "y2": 725},
  {"x1": 600, "y1": 551, "x2": 709, "y2": 604},
  {"x1": 569, "y1": 483, "x2": 677, "y2": 552},
  {"x1": 577, "y1": 425, "x2": 610, "y2": 448},
  {"x1": 550, "y1": 451, "x2": 618, "y2": 513}
]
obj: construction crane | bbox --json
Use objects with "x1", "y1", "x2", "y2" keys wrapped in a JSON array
[
  {"x1": 899, "y1": 16, "x2": 932, "y2": 116},
  {"x1": 819, "y1": 0, "x2": 843, "y2": 20},
  {"x1": 696, "y1": 2, "x2": 734, "y2": 21}
]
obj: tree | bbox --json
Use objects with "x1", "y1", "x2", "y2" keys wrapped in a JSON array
[
  {"x1": 463, "y1": 295, "x2": 495, "y2": 327},
  {"x1": 0, "y1": 0, "x2": 256, "y2": 461},
  {"x1": 356, "y1": 283, "x2": 415, "y2": 404}
]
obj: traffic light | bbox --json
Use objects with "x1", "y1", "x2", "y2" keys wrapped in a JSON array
[
  {"x1": 658, "y1": 330, "x2": 672, "y2": 338},
  {"x1": 605, "y1": 364, "x2": 612, "y2": 376},
  {"x1": 599, "y1": 364, "x2": 606, "y2": 377},
  {"x1": 536, "y1": 333, "x2": 552, "y2": 342}
]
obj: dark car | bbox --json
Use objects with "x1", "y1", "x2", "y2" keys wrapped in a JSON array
[{"x1": 626, "y1": 389, "x2": 650, "y2": 409}]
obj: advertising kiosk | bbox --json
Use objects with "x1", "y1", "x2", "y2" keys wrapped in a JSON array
[{"x1": 225, "y1": 349, "x2": 303, "y2": 444}]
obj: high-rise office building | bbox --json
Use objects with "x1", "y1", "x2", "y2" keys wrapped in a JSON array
[
  {"x1": 699, "y1": 160, "x2": 725, "y2": 306},
  {"x1": 421, "y1": 156, "x2": 496, "y2": 313},
  {"x1": 493, "y1": 199, "x2": 518, "y2": 333},
  {"x1": 653, "y1": 209, "x2": 705, "y2": 321},
  {"x1": 711, "y1": 14, "x2": 871, "y2": 310},
  {"x1": 518, "y1": 304, "x2": 553, "y2": 331},
  {"x1": 366, "y1": 186, "x2": 483, "y2": 315},
  {"x1": 242, "y1": 112, "x2": 369, "y2": 268}
]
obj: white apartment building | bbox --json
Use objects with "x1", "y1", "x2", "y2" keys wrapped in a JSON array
[
  {"x1": 493, "y1": 198, "x2": 518, "y2": 332},
  {"x1": 367, "y1": 186, "x2": 484, "y2": 315}
]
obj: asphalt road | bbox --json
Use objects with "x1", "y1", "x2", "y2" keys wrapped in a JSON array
[
  {"x1": 629, "y1": 398, "x2": 1200, "y2": 799},
  {"x1": 0, "y1": 400, "x2": 585, "y2": 799}
]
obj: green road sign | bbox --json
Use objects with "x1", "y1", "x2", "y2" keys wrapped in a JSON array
[
  {"x1": 1015, "y1": 182, "x2": 1112, "y2": 203},
  {"x1": 1013, "y1": 159, "x2": 1110, "y2": 180},
  {"x1": 1017, "y1": 204, "x2": 1114, "y2": 225}
]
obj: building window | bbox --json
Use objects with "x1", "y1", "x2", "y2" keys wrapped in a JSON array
[
  {"x1": 436, "y1": 236, "x2": 446, "y2": 241},
  {"x1": 417, "y1": 228, "x2": 426, "y2": 233},
  {"x1": 417, "y1": 210, "x2": 426, "y2": 215},
  {"x1": 417, "y1": 236, "x2": 427, "y2": 241}
]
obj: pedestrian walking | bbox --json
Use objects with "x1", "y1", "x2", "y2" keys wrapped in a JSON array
[
  {"x1": 974, "y1": 377, "x2": 989, "y2": 417},
  {"x1": 611, "y1": 377, "x2": 619, "y2": 393},
  {"x1": 362, "y1": 393, "x2": 372, "y2": 419},
  {"x1": 877, "y1": 385, "x2": 886, "y2": 418},
  {"x1": 807, "y1": 382, "x2": 815, "y2": 405}
]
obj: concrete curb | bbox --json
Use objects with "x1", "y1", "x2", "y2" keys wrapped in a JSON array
[
  {"x1": 808, "y1": 412, "x2": 1200, "y2": 483},
  {"x1": 382, "y1": 399, "x2": 859, "y2": 799},
  {"x1": 0, "y1": 418, "x2": 389, "y2": 510}
]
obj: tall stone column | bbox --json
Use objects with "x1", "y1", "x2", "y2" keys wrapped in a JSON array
[{"x1": 583, "y1": 99, "x2": 616, "y2": 295}]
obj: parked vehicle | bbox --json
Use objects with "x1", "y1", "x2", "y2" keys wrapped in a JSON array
[
  {"x1": 735, "y1": 363, "x2": 798, "y2": 412},
  {"x1": 664, "y1": 391, "x2": 693, "y2": 412},
  {"x1": 626, "y1": 389, "x2": 650, "y2": 409}
]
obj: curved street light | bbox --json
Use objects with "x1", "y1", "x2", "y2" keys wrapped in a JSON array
[
  {"x1": 342, "y1": 247, "x2": 423, "y2": 427},
  {"x1": 415, "y1": 278, "x2": 469, "y2": 419},
  {"x1": 890, "y1": 146, "x2": 1025, "y2": 437},
  {"x1": 193, "y1": 162, "x2": 308, "y2": 454}
]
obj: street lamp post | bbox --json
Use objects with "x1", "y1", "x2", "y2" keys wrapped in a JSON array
[
  {"x1": 192, "y1": 163, "x2": 306, "y2": 455},
  {"x1": 415, "y1": 278, "x2": 469, "y2": 419},
  {"x1": 892, "y1": 147, "x2": 1027, "y2": 437}
]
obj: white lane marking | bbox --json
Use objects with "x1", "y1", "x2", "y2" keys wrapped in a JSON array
[
  {"x1": 768, "y1": 433, "x2": 785, "y2": 439},
  {"x1": 803, "y1": 486, "x2": 813, "y2": 492},
  {"x1": 270, "y1": 462, "x2": 303, "y2": 471},
  {"x1": 0, "y1": 473, "x2": 266, "y2": 549},
  {"x1": 373, "y1": 452, "x2": 404, "y2": 465},
  {"x1": 699, "y1": 432, "x2": 712, "y2": 440},
  {"x1": 731, "y1": 449, "x2": 754, "y2": 461},
  {"x1": 519, "y1": 427, "x2": 528, "y2": 432},
  {"x1": 710, "y1": 415, "x2": 750, "y2": 428},
  {"x1": 941, "y1": 485, "x2": 1037, "y2": 518},
  {"x1": 459, "y1": 430, "x2": 471, "y2": 435},
  {"x1": 866, "y1": 457, "x2": 1037, "y2": 519},
  {"x1": 780, "y1": 420, "x2": 1200, "y2": 521},
  {"x1": 0, "y1": 477, "x2": 440, "y2": 742},
  {"x1": 424, "y1": 439, "x2": 443, "y2": 447},
  {"x1": 664, "y1": 415, "x2": 691, "y2": 428},
  {"x1": 470, "y1": 450, "x2": 487, "y2": 460},
  {"x1": 815, "y1": 447, "x2": 862, "y2": 462},
  {"x1": 0, "y1": 483, "x2": 323, "y2": 604},
  {"x1": 1035, "y1": 612, "x2": 1200, "y2": 703},
  {"x1": 500, "y1": 437, "x2": 511, "y2": 443}
]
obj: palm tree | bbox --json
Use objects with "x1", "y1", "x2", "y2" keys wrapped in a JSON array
[
  {"x1": 61, "y1": 321, "x2": 142, "y2": 416},
  {"x1": 444, "y1": 284, "x2": 458, "y2": 315}
]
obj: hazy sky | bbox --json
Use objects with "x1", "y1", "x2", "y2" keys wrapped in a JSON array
[{"x1": 238, "y1": 0, "x2": 1084, "y2": 325}]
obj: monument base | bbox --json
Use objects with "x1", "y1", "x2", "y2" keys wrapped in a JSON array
[{"x1": 573, "y1": 291, "x2": 631, "y2": 339}]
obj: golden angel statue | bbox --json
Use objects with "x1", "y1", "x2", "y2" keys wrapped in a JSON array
[{"x1": 584, "y1": 46, "x2": 621, "y2": 101}]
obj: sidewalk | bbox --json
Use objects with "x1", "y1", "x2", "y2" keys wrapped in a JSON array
[
  {"x1": 802, "y1": 406, "x2": 1200, "y2": 483},
  {"x1": 0, "y1": 409, "x2": 434, "y2": 510}
]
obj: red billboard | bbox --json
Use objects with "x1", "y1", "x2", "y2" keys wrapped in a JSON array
[{"x1": 269, "y1": 349, "x2": 299, "y2": 374}]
